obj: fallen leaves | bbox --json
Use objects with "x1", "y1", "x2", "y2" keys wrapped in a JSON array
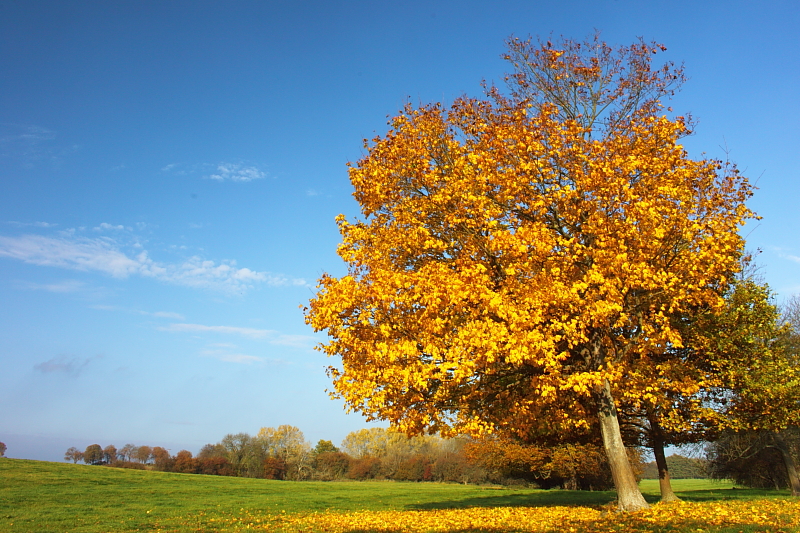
[{"x1": 166, "y1": 499, "x2": 800, "y2": 532}]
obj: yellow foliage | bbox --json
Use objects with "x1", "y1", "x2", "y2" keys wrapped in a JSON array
[
  {"x1": 306, "y1": 92, "x2": 753, "y2": 438},
  {"x1": 283, "y1": 505, "x2": 603, "y2": 532},
  {"x1": 191, "y1": 500, "x2": 800, "y2": 532}
]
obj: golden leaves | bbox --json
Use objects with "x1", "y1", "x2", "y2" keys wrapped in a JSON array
[
  {"x1": 274, "y1": 500, "x2": 800, "y2": 532},
  {"x1": 305, "y1": 37, "x2": 754, "y2": 442}
]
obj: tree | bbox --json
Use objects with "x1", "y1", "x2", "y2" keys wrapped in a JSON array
[
  {"x1": 84, "y1": 444, "x2": 103, "y2": 465},
  {"x1": 313, "y1": 451, "x2": 351, "y2": 480},
  {"x1": 118, "y1": 443, "x2": 136, "y2": 462},
  {"x1": 609, "y1": 271, "x2": 775, "y2": 502},
  {"x1": 135, "y1": 445, "x2": 152, "y2": 464},
  {"x1": 710, "y1": 290, "x2": 800, "y2": 496},
  {"x1": 340, "y1": 428, "x2": 387, "y2": 459},
  {"x1": 198, "y1": 443, "x2": 228, "y2": 460},
  {"x1": 305, "y1": 34, "x2": 753, "y2": 511},
  {"x1": 463, "y1": 437, "x2": 616, "y2": 489},
  {"x1": 64, "y1": 447, "x2": 83, "y2": 463},
  {"x1": 313, "y1": 439, "x2": 339, "y2": 455},
  {"x1": 197, "y1": 456, "x2": 235, "y2": 476},
  {"x1": 103, "y1": 444, "x2": 117, "y2": 465},
  {"x1": 257, "y1": 425, "x2": 311, "y2": 480},
  {"x1": 220, "y1": 432, "x2": 266, "y2": 477},
  {"x1": 0, "y1": 442, "x2": 6, "y2": 457},
  {"x1": 152, "y1": 446, "x2": 172, "y2": 471},
  {"x1": 707, "y1": 430, "x2": 799, "y2": 490},
  {"x1": 173, "y1": 450, "x2": 198, "y2": 474}
]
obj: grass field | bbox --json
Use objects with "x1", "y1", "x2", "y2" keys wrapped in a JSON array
[{"x1": 1, "y1": 458, "x2": 798, "y2": 532}]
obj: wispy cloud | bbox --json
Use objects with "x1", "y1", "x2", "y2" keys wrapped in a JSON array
[
  {"x1": 769, "y1": 247, "x2": 800, "y2": 265},
  {"x1": 199, "y1": 344, "x2": 291, "y2": 365},
  {"x1": 34, "y1": 355, "x2": 99, "y2": 376},
  {"x1": 160, "y1": 323, "x2": 271, "y2": 339},
  {"x1": 91, "y1": 305, "x2": 185, "y2": 320},
  {"x1": 0, "y1": 234, "x2": 147, "y2": 278},
  {"x1": 7, "y1": 221, "x2": 58, "y2": 228},
  {"x1": 200, "y1": 349, "x2": 265, "y2": 364},
  {"x1": 151, "y1": 311, "x2": 185, "y2": 319},
  {"x1": 0, "y1": 234, "x2": 305, "y2": 293},
  {"x1": 160, "y1": 323, "x2": 316, "y2": 350},
  {"x1": 0, "y1": 124, "x2": 78, "y2": 167},
  {"x1": 269, "y1": 334, "x2": 316, "y2": 349},
  {"x1": 93, "y1": 222, "x2": 130, "y2": 232},
  {"x1": 207, "y1": 163, "x2": 265, "y2": 182},
  {"x1": 19, "y1": 279, "x2": 86, "y2": 293}
]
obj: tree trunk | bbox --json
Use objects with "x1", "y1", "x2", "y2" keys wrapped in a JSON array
[
  {"x1": 651, "y1": 429, "x2": 680, "y2": 502},
  {"x1": 772, "y1": 431, "x2": 800, "y2": 497},
  {"x1": 598, "y1": 379, "x2": 650, "y2": 511}
]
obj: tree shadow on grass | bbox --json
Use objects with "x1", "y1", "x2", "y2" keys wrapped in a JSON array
[
  {"x1": 406, "y1": 489, "x2": 617, "y2": 510},
  {"x1": 673, "y1": 487, "x2": 792, "y2": 502},
  {"x1": 407, "y1": 486, "x2": 789, "y2": 510}
]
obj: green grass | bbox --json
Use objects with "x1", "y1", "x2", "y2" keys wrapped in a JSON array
[{"x1": 0, "y1": 459, "x2": 795, "y2": 532}]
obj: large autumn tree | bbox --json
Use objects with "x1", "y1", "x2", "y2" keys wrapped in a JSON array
[{"x1": 306, "y1": 34, "x2": 754, "y2": 511}]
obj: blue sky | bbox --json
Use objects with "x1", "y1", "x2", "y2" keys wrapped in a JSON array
[{"x1": 1, "y1": 0, "x2": 798, "y2": 462}]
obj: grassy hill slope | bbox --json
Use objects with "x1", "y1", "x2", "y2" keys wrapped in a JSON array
[{"x1": 0, "y1": 458, "x2": 791, "y2": 532}]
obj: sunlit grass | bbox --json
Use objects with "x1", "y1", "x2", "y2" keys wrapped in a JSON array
[{"x1": 1, "y1": 459, "x2": 797, "y2": 532}]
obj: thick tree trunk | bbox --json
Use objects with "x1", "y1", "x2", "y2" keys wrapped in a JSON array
[
  {"x1": 651, "y1": 429, "x2": 680, "y2": 502},
  {"x1": 598, "y1": 379, "x2": 650, "y2": 511},
  {"x1": 772, "y1": 431, "x2": 800, "y2": 497}
]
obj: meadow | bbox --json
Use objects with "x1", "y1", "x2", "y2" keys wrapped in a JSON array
[{"x1": 1, "y1": 458, "x2": 798, "y2": 532}]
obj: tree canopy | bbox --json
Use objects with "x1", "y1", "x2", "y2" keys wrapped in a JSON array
[{"x1": 305, "y1": 34, "x2": 754, "y2": 511}]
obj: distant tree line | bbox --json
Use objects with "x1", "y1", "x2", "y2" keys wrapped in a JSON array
[
  {"x1": 63, "y1": 426, "x2": 631, "y2": 488},
  {"x1": 641, "y1": 455, "x2": 708, "y2": 480},
  {"x1": 64, "y1": 423, "x2": 800, "y2": 491}
]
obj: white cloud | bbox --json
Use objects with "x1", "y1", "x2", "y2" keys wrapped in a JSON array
[
  {"x1": 217, "y1": 353, "x2": 264, "y2": 364},
  {"x1": 90, "y1": 305, "x2": 185, "y2": 320},
  {"x1": 0, "y1": 234, "x2": 304, "y2": 293},
  {"x1": 269, "y1": 334, "x2": 316, "y2": 348},
  {"x1": 209, "y1": 342, "x2": 238, "y2": 349},
  {"x1": 7, "y1": 221, "x2": 58, "y2": 228},
  {"x1": 151, "y1": 311, "x2": 185, "y2": 319},
  {"x1": 93, "y1": 222, "x2": 129, "y2": 232},
  {"x1": 158, "y1": 324, "x2": 316, "y2": 354},
  {"x1": 199, "y1": 346, "x2": 289, "y2": 365},
  {"x1": 19, "y1": 279, "x2": 86, "y2": 293},
  {"x1": 207, "y1": 163, "x2": 266, "y2": 182},
  {"x1": 0, "y1": 234, "x2": 145, "y2": 278},
  {"x1": 161, "y1": 323, "x2": 315, "y2": 351},
  {"x1": 160, "y1": 323, "x2": 271, "y2": 339},
  {"x1": 200, "y1": 346, "x2": 264, "y2": 364}
]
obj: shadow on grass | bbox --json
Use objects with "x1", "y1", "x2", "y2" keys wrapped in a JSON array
[
  {"x1": 407, "y1": 489, "x2": 617, "y2": 510},
  {"x1": 672, "y1": 487, "x2": 791, "y2": 502},
  {"x1": 408, "y1": 486, "x2": 789, "y2": 510}
]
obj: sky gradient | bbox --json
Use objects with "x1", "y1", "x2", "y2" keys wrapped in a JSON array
[{"x1": 1, "y1": 0, "x2": 798, "y2": 462}]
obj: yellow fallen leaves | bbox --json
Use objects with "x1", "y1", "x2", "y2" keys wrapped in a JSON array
[{"x1": 164, "y1": 499, "x2": 800, "y2": 532}]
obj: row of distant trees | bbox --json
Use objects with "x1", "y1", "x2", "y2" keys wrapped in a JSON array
[
  {"x1": 64, "y1": 426, "x2": 623, "y2": 487},
  {"x1": 65, "y1": 424, "x2": 799, "y2": 490}
]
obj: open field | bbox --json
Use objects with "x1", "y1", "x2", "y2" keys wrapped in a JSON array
[{"x1": 1, "y1": 459, "x2": 798, "y2": 532}]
